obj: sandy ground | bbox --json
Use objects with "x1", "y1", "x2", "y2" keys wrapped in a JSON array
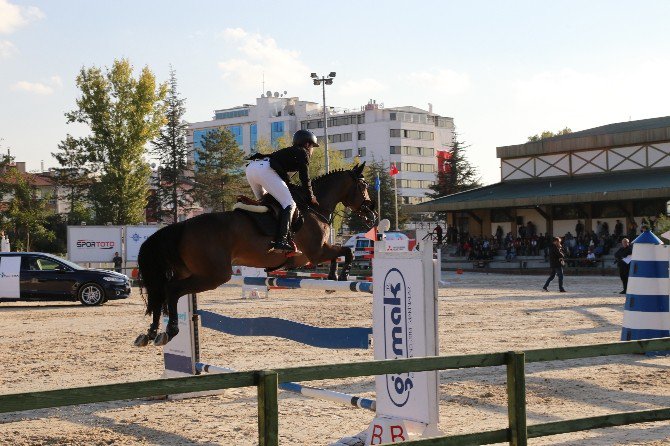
[{"x1": 1, "y1": 273, "x2": 669, "y2": 445}]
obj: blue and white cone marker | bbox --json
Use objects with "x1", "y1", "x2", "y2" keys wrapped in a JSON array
[{"x1": 621, "y1": 231, "x2": 670, "y2": 355}]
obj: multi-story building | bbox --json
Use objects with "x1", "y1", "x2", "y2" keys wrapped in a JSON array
[{"x1": 187, "y1": 94, "x2": 455, "y2": 204}]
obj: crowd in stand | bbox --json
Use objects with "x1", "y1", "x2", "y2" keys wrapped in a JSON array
[{"x1": 443, "y1": 217, "x2": 655, "y2": 267}]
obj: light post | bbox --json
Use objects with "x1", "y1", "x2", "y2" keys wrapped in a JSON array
[
  {"x1": 310, "y1": 72, "x2": 336, "y2": 175},
  {"x1": 311, "y1": 72, "x2": 336, "y2": 243}
]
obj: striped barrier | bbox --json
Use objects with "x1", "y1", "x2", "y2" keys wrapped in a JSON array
[
  {"x1": 621, "y1": 230, "x2": 670, "y2": 355},
  {"x1": 271, "y1": 270, "x2": 373, "y2": 281},
  {"x1": 196, "y1": 362, "x2": 376, "y2": 411},
  {"x1": 227, "y1": 275, "x2": 373, "y2": 294}
]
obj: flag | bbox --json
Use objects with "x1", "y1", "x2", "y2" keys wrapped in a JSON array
[
  {"x1": 364, "y1": 225, "x2": 377, "y2": 241},
  {"x1": 389, "y1": 162, "x2": 399, "y2": 176},
  {"x1": 374, "y1": 175, "x2": 380, "y2": 191}
]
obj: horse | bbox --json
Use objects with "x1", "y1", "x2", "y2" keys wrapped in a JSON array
[{"x1": 134, "y1": 162, "x2": 376, "y2": 347}]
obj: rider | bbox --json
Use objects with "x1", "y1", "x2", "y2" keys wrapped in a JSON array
[{"x1": 245, "y1": 130, "x2": 320, "y2": 253}]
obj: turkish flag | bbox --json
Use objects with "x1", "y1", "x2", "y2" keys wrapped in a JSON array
[{"x1": 389, "y1": 162, "x2": 399, "y2": 176}]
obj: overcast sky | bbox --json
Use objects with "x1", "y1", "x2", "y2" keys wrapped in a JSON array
[{"x1": 2, "y1": 0, "x2": 670, "y2": 184}]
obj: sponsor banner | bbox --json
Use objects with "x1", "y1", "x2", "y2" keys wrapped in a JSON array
[
  {"x1": 67, "y1": 226, "x2": 123, "y2": 263},
  {"x1": 385, "y1": 238, "x2": 409, "y2": 252},
  {"x1": 163, "y1": 294, "x2": 196, "y2": 376},
  {"x1": 125, "y1": 226, "x2": 160, "y2": 262},
  {"x1": 373, "y1": 252, "x2": 434, "y2": 425},
  {"x1": 0, "y1": 256, "x2": 20, "y2": 300}
]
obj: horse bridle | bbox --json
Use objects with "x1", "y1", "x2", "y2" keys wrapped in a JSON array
[{"x1": 348, "y1": 174, "x2": 378, "y2": 228}]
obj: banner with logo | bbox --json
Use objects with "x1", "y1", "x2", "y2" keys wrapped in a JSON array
[
  {"x1": 67, "y1": 226, "x2": 123, "y2": 263},
  {"x1": 125, "y1": 225, "x2": 160, "y2": 262},
  {"x1": 0, "y1": 256, "x2": 21, "y2": 300},
  {"x1": 371, "y1": 239, "x2": 439, "y2": 431}
]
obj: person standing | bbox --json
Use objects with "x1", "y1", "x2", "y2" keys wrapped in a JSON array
[
  {"x1": 543, "y1": 237, "x2": 566, "y2": 292},
  {"x1": 434, "y1": 224, "x2": 443, "y2": 246},
  {"x1": 112, "y1": 251, "x2": 123, "y2": 274},
  {"x1": 614, "y1": 238, "x2": 633, "y2": 294}
]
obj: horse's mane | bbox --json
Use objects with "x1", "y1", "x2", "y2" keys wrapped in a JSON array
[{"x1": 311, "y1": 168, "x2": 353, "y2": 188}]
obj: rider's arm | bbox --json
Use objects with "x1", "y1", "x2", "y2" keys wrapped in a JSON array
[{"x1": 297, "y1": 153, "x2": 314, "y2": 200}]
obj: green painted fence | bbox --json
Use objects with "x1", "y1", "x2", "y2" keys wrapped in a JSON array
[{"x1": 1, "y1": 338, "x2": 669, "y2": 445}]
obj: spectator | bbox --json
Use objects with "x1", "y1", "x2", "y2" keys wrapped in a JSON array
[
  {"x1": 614, "y1": 238, "x2": 633, "y2": 294},
  {"x1": 433, "y1": 224, "x2": 443, "y2": 246},
  {"x1": 112, "y1": 251, "x2": 123, "y2": 274},
  {"x1": 614, "y1": 220, "x2": 624, "y2": 239},
  {"x1": 543, "y1": 237, "x2": 566, "y2": 292}
]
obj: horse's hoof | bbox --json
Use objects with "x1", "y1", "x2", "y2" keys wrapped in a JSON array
[
  {"x1": 153, "y1": 332, "x2": 170, "y2": 346},
  {"x1": 134, "y1": 334, "x2": 150, "y2": 347},
  {"x1": 325, "y1": 290, "x2": 336, "y2": 294}
]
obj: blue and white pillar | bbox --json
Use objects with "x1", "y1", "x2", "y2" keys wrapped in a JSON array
[{"x1": 621, "y1": 231, "x2": 670, "y2": 344}]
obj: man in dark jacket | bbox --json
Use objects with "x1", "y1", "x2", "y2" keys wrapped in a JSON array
[
  {"x1": 245, "y1": 130, "x2": 319, "y2": 253},
  {"x1": 614, "y1": 238, "x2": 633, "y2": 294},
  {"x1": 543, "y1": 236, "x2": 566, "y2": 292}
]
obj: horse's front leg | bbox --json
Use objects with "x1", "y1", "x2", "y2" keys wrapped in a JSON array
[
  {"x1": 335, "y1": 245, "x2": 353, "y2": 281},
  {"x1": 154, "y1": 294, "x2": 180, "y2": 346}
]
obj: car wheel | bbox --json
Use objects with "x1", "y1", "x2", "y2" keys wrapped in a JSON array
[{"x1": 78, "y1": 283, "x2": 105, "y2": 306}]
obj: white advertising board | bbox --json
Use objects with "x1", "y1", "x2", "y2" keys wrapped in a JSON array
[
  {"x1": 0, "y1": 256, "x2": 20, "y2": 300},
  {"x1": 67, "y1": 226, "x2": 123, "y2": 263},
  {"x1": 125, "y1": 225, "x2": 160, "y2": 262}
]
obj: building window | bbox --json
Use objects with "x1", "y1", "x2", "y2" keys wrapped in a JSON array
[
  {"x1": 389, "y1": 129, "x2": 434, "y2": 140},
  {"x1": 358, "y1": 131, "x2": 365, "y2": 140},
  {"x1": 390, "y1": 146, "x2": 401, "y2": 154},
  {"x1": 389, "y1": 146, "x2": 435, "y2": 156},
  {"x1": 250, "y1": 123, "x2": 258, "y2": 152},
  {"x1": 390, "y1": 113, "x2": 396, "y2": 121},
  {"x1": 390, "y1": 129, "x2": 401, "y2": 138},
  {"x1": 341, "y1": 149, "x2": 353, "y2": 158},
  {"x1": 271, "y1": 121, "x2": 285, "y2": 147},
  {"x1": 215, "y1": 109, "x2": 249, "y2": 120},
  {"x1": 400, "y1": 163, "x2": 435, "y2": 173},
  {"x1": 358, "y1": 147, "x2": 366, "y2": 157}
]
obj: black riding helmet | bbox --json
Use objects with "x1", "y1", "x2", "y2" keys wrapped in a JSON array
[{"x1": 293, "y1": 130, "x2": 319, "y2": 148}]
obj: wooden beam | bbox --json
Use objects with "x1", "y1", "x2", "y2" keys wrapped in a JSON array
[{"x1": 467, "y1": 211, "x2": 482, "y2": 226}]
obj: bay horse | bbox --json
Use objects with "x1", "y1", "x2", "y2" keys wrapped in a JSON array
[{"x1": 134, "y1": 162, "x2": 376, "y2": 347}]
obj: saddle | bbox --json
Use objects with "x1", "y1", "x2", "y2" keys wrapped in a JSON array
[{"x1": 233, "y1": 191, "x2": 305, "y2": 239}]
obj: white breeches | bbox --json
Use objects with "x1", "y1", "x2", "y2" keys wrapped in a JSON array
[{"x1": 245, "y1": 160, "x2": 295, "y2": 209}]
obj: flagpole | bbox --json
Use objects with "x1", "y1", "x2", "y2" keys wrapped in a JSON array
[
  {"x1": 376, "y1": 174, "x2": 381, "y2": 221},
  {"x1": 394, "y1": 175, "x2": 399, "y2": 230}
]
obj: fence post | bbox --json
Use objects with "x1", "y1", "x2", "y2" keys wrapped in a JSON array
[
  {"x1": 257, "y1": 370, "x2": 279, "y2": 446},
  {"x1": 506, "y1": 351, "x2": 527, "y2": 446}
]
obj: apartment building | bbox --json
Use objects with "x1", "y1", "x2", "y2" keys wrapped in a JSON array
[{"x1": 188, "y1": 94, "x2": 455, "y2": 204}]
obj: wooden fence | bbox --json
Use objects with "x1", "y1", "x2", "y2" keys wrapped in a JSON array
[{"x1": 1, "y1": 338, "x2": 669, "y2": 446}]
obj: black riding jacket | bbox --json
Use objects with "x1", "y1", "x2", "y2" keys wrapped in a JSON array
[{"x1": 249, "y1": 145, "x2": 314, "y2": 200}]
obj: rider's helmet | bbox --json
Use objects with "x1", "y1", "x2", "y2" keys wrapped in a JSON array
[{"x1": 293, "y1": 130, "x2": 319, "y2": 148}]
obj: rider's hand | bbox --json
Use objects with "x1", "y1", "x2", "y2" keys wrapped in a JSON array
[{"x1": 310, "y1": 196, "x2": 319, "y2": 207}]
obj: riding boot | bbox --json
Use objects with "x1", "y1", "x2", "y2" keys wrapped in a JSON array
[{"x1": 271, "y1": 205, "x2": 295, "y2": 253}]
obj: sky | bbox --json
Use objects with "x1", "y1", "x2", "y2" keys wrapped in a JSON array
[{"x1": 1, "y1": 0, "x2": 670, "y2": 185}]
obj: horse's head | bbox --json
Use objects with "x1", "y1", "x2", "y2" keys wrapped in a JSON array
[{"x1": 342, "y1": 162, "x2": 378, "y2": 228}]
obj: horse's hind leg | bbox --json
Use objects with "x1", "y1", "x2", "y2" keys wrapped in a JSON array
[
  {"x1": 327, "y1": 246, "x2": 354, "y2": 281},
  {"x1": 153, "y1": 272, "x2": 232, "y2": 346}
]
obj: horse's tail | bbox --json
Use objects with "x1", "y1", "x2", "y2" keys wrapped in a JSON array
[{"x1": 138, "y1": 223, "x2": 185, "y2": 317}]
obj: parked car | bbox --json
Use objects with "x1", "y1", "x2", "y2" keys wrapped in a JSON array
[{"x1": 0, "y1": 252, "x2": 131, "y2": 306}]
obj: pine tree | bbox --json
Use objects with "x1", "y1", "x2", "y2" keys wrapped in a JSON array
[
  {"x1": 427, "y1": 136, "x2": 481, "y2": 199},
  {"x1": 150, "y1": 68, "x2": 193, "y2": 223},
  {"x1": 52, "y1": 134, "x2": 93, "y2": 223},
  {"x1": 193, "y1": 128, "x2": 247, "y2": 212}
]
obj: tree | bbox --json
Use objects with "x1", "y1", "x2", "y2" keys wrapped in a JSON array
[
  {"x1": 150, "y1": 68, "x2": 192, "y2": 223},
  {"x1": 254, "y1": 135, "x2": 292, "y2": 155},
  {"x1": 2, "y1": 170, "x2": 54, "y2": 251},
  {"x1": 51, "y1": 134, "x2": 93, "y2": 223},
  {"x1": 528, "y1": 127, "x2": 572, "y2": 142},
  {"x1": 347, "y1": 159, "x2": 409, "y2": 232},
  {"x1": 193, "y1": 128, "x2": 247, "y2": 212},
  {"x1": 64, "y1": 58, "x2": 167, "y2": 224},
  {"x1": 427, "y1": 136, "x2": 481, "y2": 199}
]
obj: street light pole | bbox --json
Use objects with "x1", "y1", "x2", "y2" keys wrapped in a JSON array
[
  {"x1": 311, "y1": 72, "x2": 336, "y2": 175},
  {"x1": 311, "y1": 72, "x2": 336, "y2": 243}
]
